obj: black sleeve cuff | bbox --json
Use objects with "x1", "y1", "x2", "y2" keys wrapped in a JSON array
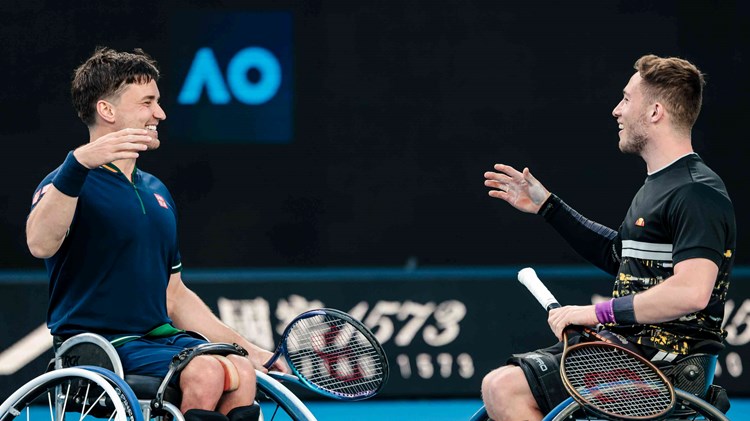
[{"x1": 538, "y1": 193, "x2": 560, "y2": 218}]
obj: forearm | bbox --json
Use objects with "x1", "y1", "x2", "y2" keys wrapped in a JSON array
[
  {"x1": 168, "y1": 280, "x2": 272, "y2": 363},
  {"x1": 166, "y1": 271, "x2": 291, "y2": 373},
  {"x1": 541, "y1": 194, "x2": 620, "y2": 275},
  {"x1": 169, "y1": 286, "x2": 234, "y2": 341},
  {"x1": 26, "y1": 187, "x2": 78, "y2": 258},
  {"x1": 632, "y1": 282, "x2": 698, "y2": 324},
  {"x1": 631, "y1": 259, "x2": 716, "y2": 324}
]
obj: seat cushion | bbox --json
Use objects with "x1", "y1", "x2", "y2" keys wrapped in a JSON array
[{"x1": 125, "y1": 374, "x2": 182, "y2": 406}]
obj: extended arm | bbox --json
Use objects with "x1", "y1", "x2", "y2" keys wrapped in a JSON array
[
  {"x1": 166, "y1": 272, "x2": 284, "y2": 372},
  {"x1": 540, "y1": 194, "x2": 620, "y2": 275},
  {"x1": 484, "y1": 163, "x2": 620, "y2": 275}
]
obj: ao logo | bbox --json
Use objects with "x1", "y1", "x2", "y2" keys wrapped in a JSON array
[{"x1": 178, "y1": 47, "x2": 282, "y2": 105}]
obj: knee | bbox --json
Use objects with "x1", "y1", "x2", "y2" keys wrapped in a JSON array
[
  {"x1": 226, "y1": 355, "x2": 256, "y2": 386},
  {"x1": 482, "y1": 366, "x2": 528, "y2": 410},
  {"x1": 482, "y1": 366, "x2": 516, "y2": 396},
  {"x1": 227, "y1": 355, "x2": 255, "y2": 383},
  {"x1": 181, "y1": 355, "x2": 225, "y2": 392}
]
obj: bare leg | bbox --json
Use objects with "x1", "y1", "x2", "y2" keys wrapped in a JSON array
[
  {"x1": 481, "y1": 365, "x2": 544, "y2": 421},
  {"x1": 180, "y1": 355, "x2": 225, "y2": 412}
]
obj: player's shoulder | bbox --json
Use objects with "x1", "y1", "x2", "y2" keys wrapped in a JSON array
[{"x1": 136, "y1": 168, "x2": 167, "y2": 188}]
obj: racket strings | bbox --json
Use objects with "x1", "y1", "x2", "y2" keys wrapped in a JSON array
[
  {"x1": 564, "y1": 345, "x2": 673, "y2": 418},
  {"x1": 285, "y1": 315, "x2": 386, "y2": 398}
]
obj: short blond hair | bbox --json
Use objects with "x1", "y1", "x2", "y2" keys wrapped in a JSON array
[{"x1": 634, "y1": 55, "x2": 705, "y2": 132}]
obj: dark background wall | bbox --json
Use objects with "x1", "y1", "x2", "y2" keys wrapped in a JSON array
[{"x1": 1, "y1": 0, "x2": 747, "y2": 269}]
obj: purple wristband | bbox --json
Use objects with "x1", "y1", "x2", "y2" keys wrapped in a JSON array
[{"x1": 595, "y1": 298, "x2": 616, "y2": 324}]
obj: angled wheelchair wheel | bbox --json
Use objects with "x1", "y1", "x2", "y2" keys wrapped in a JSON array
[
  {"x1": 468, "y1": 405, "x2": 488, "y2": 421},
  {"x1": 0, "y1": 367, "x2": 142, "y2": 421},
  {"x1": 543, "y1": 390, "x2": 729, "y2": 421},
  {"x1": 256, "y1": 371, "x2": 317, "y2": 421}
]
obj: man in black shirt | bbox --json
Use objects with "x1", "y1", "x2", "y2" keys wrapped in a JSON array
[{"x1": 481, "y1": 55, "x2": 736, "y2": 420}]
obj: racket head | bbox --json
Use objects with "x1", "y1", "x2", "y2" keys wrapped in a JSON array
[
  {"x1": 276, "y1": 308, "x2": 389, "y2": 400},
  {"x1": 561, "y1": 339, "x2": 675, "y2": 420}
]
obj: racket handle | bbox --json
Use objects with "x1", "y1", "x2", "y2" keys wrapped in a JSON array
[{"x1": 518, "y1": 267, "x2": 561, "y2": 312}]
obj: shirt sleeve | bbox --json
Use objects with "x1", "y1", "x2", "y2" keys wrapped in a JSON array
[
  {"x1": 668, "y1": 183, "x2": 734, "y2": 267},
  {"x1": 29, "y1": 173, "x2": 57, "y2": 212},
  {"x1": 541, "y1": 194, "x2": 621, "y2": 276}
]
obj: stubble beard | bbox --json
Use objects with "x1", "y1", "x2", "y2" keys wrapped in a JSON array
[{"x1": 619, "y1": 116, "x2": 649, "y2": 155}]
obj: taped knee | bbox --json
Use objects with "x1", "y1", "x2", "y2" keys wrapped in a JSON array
[{"x1": 212, "y1": 355, "x2": 241, "y2": 392}]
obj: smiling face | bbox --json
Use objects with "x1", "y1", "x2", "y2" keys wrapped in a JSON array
[
  {"x1": 109, "y1": 79, "x2": 166, "y2": 150},
  {"x1": 612, "y1": 72, "x2": 651, "y2": 155}
]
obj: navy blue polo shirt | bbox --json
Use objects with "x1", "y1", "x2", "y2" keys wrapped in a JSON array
[{"x1": 31, "y1": 161, "x2": 182, "y2": 337}]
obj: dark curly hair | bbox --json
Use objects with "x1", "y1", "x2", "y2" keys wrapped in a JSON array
[{"x1": 71, "y1": 47, "x2": 160, "y2": 126}]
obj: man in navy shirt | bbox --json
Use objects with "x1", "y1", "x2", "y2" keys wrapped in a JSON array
[
  {"x1": 481, "y1": 55, "x2": 735, "y2": 420},
  {"x1": 27, "y1": 47, "x2": 281, "y2": 421}
]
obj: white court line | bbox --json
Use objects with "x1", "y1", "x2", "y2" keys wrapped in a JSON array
[{"x1": 0, "y1": 324, "x2": 52, "y2": 375}]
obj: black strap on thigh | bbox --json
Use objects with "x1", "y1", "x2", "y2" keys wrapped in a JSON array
[{"x1": 507, "y1": 350, "x2": 566, "y2": 414}]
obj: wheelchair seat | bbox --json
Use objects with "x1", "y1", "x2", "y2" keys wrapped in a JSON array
[
  {"x1": 54, "y1": 333, "x2": 183, "y2": 402},
  {"x1": 656, "y1": 342, "x2": 730, "y2": 415},
  {"x1": 54, "y1": 332, "x2": 187, "y2": 419},
  {"x1": 4, "y1": 332, "x2": 319, "y2": 421}
]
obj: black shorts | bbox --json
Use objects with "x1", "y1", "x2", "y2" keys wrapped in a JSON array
[
  {"x1": 506, "y1": 330, "x2": 645, "y2": 414},
  {"x1": 506, "y1": 338, "x2": 574, "y2": 414}
]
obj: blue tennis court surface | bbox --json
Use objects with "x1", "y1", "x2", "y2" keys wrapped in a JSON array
[
  {"x1": 22, "y1": 398, "x2": 750, "y2": 419},
  {"x1": 300, "y1": 398, "x2": 750, "y2": 420}
]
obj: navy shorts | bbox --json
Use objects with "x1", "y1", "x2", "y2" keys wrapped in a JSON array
[{"x1": 116, "y1": 333, "x2": 208, "y2": 379}]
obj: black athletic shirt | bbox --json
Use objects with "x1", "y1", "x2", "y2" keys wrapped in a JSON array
[{"x1": 540, "y1": 153, "x2": 736, "y2": 354}]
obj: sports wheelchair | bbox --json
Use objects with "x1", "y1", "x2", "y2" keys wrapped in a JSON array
[
  {"x1": 0, "y1": 333, "x2": 318, "y2": 421},
  {"x1": 469, "y1": 346, "x2": 731, "y2": 421}
]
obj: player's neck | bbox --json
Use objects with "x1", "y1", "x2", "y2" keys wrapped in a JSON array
[
  {"x1": 112, "y1": 158, "x2": 137, "y2": 181},
  {"x1": 642, "y1": 136, "x2": 694, "y2": 174},
  {"x1": 88, "y1": 128, "x2": 137, "y2": 181}
]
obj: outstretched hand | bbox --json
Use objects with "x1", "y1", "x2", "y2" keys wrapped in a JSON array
[{"x1": 484, "y1": 164, "x2": 551, "y2": 214}]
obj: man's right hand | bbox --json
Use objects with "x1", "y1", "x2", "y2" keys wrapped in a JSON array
[
  {"x1": 484, "y1": 164, "x2": 551, "y2": 214},
  {"x1": 73, "y1": 128, "x2": 153, "y2": 169}
]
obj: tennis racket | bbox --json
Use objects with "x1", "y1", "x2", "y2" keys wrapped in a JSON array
[
  {"x1": 263, "y1": 308, "x2": 389, "y2": 401},
  {"x1": 517, "y1": 267, "x2": 676, "y2": 420}
]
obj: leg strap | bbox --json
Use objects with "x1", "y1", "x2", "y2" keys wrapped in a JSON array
[
  {"x1": 507, "y1": 350, "x2": 566, "y2": 414},
  {"x1": 213, "y1": 355, "x2": 241, "y2": 392}
]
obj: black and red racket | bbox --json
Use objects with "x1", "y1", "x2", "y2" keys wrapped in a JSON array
[{"x1": 517, "y1": 267, "x2": 676, "y2": 420}]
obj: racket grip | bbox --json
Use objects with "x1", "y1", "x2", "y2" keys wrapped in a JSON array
[{"x1": 517, "y1": 267, "x2": 561, "y2": 312}]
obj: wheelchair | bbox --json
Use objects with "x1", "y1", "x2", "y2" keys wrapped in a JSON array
[
  {"x1": 0, "y1": 333, "x2": 318, "y2": 421},
  {"x1": 469, "y1": 349, "x2": 731, "y2": 421}
]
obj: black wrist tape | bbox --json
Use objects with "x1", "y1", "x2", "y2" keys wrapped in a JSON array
[
  {"x1": 52, "y1": 151, "x2": 90, "y2": 197},
  {"x1": 612, "y1": 294, "x2": 637, "y2": 325}
]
